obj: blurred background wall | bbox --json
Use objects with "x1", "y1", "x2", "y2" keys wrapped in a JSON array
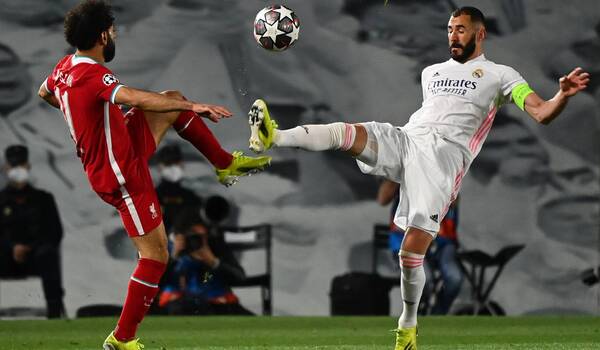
[{"x1": 0, "y1": 0, "x2": 598, "y2": 316}]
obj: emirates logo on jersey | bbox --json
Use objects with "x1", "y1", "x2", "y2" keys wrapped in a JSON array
[{"x1": 102, "y1": 73, "x2": 119, "y2": 86}]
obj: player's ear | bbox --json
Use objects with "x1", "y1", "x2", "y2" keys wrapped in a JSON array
[
  {"x1": 477, "y1": 26, "x2": 486, "y2": 42},
  {"x1": 100, "y1": 31, "x2": 108, "y2": 45}
]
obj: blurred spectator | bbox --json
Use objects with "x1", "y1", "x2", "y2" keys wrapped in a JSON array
[
  {"x1": 155, "y1": 144, "x2": 201, "y2": 233},
  {"x1": 377, "y1": 179, "x2": 462, "y2": 315},
  {"x1": 158, "y1": 207, "x2": 252, "y2": 315},
  {"x1": 0, "y1": 145, "x2": 65, "y2": 318}
]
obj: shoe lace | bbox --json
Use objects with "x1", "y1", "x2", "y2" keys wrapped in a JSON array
[{"x1": 135, "y1": 340, "x2": 144, "y2": 350}]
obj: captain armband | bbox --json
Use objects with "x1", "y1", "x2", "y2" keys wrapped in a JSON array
[{"x1": 511, "y1": 83, "x2": 534, "y2": 111}]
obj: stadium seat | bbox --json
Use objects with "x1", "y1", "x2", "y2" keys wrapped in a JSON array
[
  {"x1": 454, "y1": 244, "x2": 525, "y2": 315},
  {"x1": 372, "y1": 224, "x2": 400, "y2": 285},
  {"x1": 219, "y1": 224, "x2": 272, "y2": 316}
]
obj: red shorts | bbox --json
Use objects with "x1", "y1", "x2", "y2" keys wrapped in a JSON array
[{"x1": 97, "y1": 108, "x2": 162, "y2": 237}]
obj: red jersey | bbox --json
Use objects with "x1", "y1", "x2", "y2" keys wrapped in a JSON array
[{"x1": 45, "y1": 55, "x2": 142, "y2": 194}]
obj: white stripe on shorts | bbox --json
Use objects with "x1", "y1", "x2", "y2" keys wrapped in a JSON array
[{"x1": 104, "y1": 102, "x2": 145, "y2": 236}]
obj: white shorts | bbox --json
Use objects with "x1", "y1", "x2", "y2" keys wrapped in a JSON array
[{"x1": 356, "y1": 122, "x2": 467, "y2": 235}]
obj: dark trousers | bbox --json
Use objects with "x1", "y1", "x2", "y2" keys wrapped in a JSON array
[{"x1": 0, "y1": 240, "x2": 65, "y2": 318}]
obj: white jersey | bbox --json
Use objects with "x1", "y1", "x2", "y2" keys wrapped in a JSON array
[{"x1": 404, "y1": 54, "x2": 526, "y2": 160}]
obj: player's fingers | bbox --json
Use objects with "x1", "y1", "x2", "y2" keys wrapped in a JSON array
[
  {"x1": 213, "y1": 106, "x2": 233, "y2": 117},
  {"x1": 567, "y1": 68, "x2": 582, "y2": 79},
  {"x1": 208, "y1": 107, "x2": 228, "y2": 119}
]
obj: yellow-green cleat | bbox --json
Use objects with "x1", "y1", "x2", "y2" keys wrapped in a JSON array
[
  {"x1": 216, "y1": 151, "x2": 271, "y2": 187},
  {"x1": 394, "y1": 326, "x2": 417, "y2": 350},
  {"x1": 248, "y1": 99, "x2": 278, "y2": 154},
  {"x1": 103, "y1": 332, "x2": 145, "y2": 350}
]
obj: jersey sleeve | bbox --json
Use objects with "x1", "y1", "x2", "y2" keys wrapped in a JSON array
[
  {"x1": 421, "y1": 66, "x2": 431, "y2": 100},
  {"x1": 86, "y1": 66, "x2": 125, "y2": 104},
  {"x1": 499, "y1": 65, "x2": 527, "y2": 103},
  {"x1": 43, "y1": 75, "x2": 55, "y2": 95}
]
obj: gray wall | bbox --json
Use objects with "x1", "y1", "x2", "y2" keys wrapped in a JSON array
[{"x1": 0, "y1": 0, "x2": 598, "y2": 316}]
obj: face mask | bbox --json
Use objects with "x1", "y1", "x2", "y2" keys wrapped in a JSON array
[
  {"x1": 161, "y1": 165, "x2": 184, "y2": 182},
  {"x1": 7, "y1": 166, "x2": 29, "y2": 184}
]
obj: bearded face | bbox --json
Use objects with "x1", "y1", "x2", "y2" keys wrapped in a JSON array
[
  {"x1": 103, "y1": 34, "x2": 116, "y2": 63},
  {"x1": 449, "y1": 32, "x2": 477, "y2": 63}
]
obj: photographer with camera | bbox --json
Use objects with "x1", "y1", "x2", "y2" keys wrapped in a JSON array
[
  {"x1": 158, "y1": 206, "x2": 253, "y2": 315},
  {"x1": 0, "y1": 145, "x2": 65, "y2": 318}
]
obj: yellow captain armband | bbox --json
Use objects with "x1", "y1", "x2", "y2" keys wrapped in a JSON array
[{"x1": 511, "y1": 83, "x2": 534, "y2": 111}]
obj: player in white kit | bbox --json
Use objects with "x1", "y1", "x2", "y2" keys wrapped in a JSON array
[{"x1": 247, "y1": 7, "x2": 589, "y2": 349}]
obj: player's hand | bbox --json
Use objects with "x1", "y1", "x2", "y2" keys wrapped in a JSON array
[
  {"x1": 192, "y1": 103, "x2": 233, "y2": 123},
  {"x1": 559, "y1": 67, "x2": 590, "y2": 97},
  {"x1": 13, "y1": 244, "x2": 31, "y2": 264},
  {"x1": 194, "y1": 246, "x2": 217, "y2": 264}
]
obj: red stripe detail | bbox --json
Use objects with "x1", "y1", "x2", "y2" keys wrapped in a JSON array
[
  {"x1": 442, "y1": 168, "x2": 465, "y2": 219},
  {"x1": 401, "y1": 263, "x2": 423, "y2": 268},
  {"x1": 474, "y1": 118, "x2": 494, "y2": 149},
  {"x1": 470, "y1": 109, "x2": 495, "y2": 150},
  {"x1": 401, "y1": 257, "x2": 424, "y2": 262},
  {"x1": 341, "y1": 124, "x2": 353, "y2": 150},
  {"x1": 469, "y1": 107, "x2": 497, "y2": 152}
]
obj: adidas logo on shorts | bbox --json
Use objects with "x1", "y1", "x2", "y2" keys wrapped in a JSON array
[{"x1": 429, "y1": 214, "x2": 438, "y2": 223}]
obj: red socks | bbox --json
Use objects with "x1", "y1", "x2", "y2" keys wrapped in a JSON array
[
  {"x1": 173, "y1": 111, "x2": 233, "y2": 169},
  {"x1": 114, "y1": 258, "x2": 166, "y2": 342}
]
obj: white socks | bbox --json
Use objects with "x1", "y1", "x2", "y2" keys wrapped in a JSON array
[
  {"x1": 398, "y1": 250, "x2": 426, "y2": 329},
  {"x1": 274, "y1": 123, "x2": 356, "y2": 151}
]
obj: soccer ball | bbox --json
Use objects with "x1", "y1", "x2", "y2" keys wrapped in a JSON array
[{"x1": 253, "y1": 5, "x2": 300, "y2": 51}]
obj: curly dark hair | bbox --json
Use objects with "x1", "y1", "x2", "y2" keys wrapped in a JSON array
[{"x1": 64, "y1": 0, "x2": 114, "y2": 50}]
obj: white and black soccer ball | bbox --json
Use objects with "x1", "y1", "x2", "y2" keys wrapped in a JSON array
[{"x1": 253, "y1": 5, "x2": 300, "y2": 52}]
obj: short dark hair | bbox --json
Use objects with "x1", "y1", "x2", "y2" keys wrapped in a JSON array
[
  {"x1": 451, "y1": 6, "x2": 486, "y2": 26},
  {"x1": 157, "y1": 144, "x2": 183, "y2": 165},
  {"x1": 64, "y1": 0, "x2": 114, "y2": 50},
  {"x1": 5, "y1": 145, "x2": 28, "y2": 166},
  {"x1": 173, "y1": 206, "x2": 206, "y2": 234}
]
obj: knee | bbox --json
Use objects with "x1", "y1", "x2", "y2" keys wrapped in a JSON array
[
  {"x1": 142, "y1": 245, "x2": 169, "y2": 264},
  {"x1": 138, "y1": 239, "x2": 170, "y2": 264},
  {"x1": 160, "y1": 90, "x2": 184, "y2": 100}
]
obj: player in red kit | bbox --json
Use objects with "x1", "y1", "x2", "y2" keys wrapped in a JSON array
[{"x1": 37, "y1": 1, "x2": 271, "y2": 349}]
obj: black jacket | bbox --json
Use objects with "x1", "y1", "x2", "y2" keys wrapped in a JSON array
[
  {"x1": 0, "y1": 184, "x2": 63, "y2": 247},
  {"x1": 155, "y1": 180, "x2": 202, "y2": 232}
]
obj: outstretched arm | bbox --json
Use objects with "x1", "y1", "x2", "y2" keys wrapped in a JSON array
[
  {"x1": 523, "y1": 67, "x2": 590, "y2": 125},
  {"x1": 114, "y1": 86, "x2": 232, "y2": 122}
]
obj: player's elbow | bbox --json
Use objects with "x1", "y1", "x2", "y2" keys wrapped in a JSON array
[
  {"x1": 531, "y1": 109, "x2": 553, "y2": 125},
  {"x1": 538, "y1": 116, "x2": 552, "y2": 125},
  {"x1": 38, "y1": 85, "x2": 48, "y2": 100}
]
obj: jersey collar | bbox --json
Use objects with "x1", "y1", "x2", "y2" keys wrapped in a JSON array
[
  {"x1": 71, "y1": 54, "x2": 99, "y2": 66},
  {"x1": 448, "y1": 53, "x2": 487, "y2": 65}
]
